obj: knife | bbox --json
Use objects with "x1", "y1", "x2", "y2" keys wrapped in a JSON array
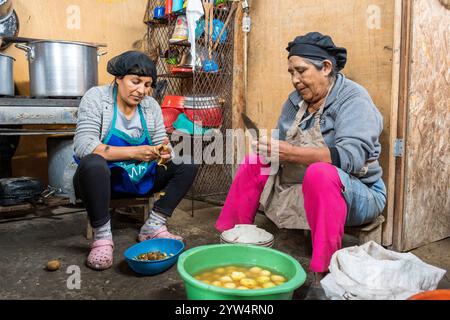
[{"x1": 241, "y1": 113, "x2": 260, "y2": 141}]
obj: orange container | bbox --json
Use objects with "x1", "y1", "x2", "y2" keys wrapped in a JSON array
[{"x1": 408, "y1": 290, "x2": 450, "y2": 300}]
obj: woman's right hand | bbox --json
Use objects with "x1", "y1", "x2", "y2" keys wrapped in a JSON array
[{"x1": 132, "y1": 145, "x2": 160, "y2": 162}]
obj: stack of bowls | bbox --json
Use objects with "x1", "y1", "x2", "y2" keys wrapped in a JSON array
[{"x1": 220, "y1": 225, "x2": 274, "y2": 248}]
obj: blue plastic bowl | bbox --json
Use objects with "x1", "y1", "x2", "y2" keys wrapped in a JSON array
[{"x1": 124, "y1": 239, "x2": 185, "y2": 276}]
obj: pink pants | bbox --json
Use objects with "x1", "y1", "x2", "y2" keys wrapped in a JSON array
[{"x1": 215, "y1": 154, "x2": 347, "y2": 273}]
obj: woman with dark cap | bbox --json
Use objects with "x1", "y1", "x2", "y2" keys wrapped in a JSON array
[
  {"x1": 70, "y1": 51, "x2": 198, "y2": 270},
  {"x1": 216, "y1": 32, "x2": 386, "y2": 284}
]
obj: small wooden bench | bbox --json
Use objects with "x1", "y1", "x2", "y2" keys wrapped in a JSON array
[
  {"x1": 86, "y1": 197, "x2": 154, "y2": 240},
  {"x1": 344, "y1": 215, "x2": 386, "y2": 245}
]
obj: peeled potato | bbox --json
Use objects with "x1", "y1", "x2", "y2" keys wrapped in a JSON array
[
  {"x1": 214, "y1": 267, "x2": 226, "y2": 274},
  {"x1": 202, "y1": 280, "x2": 211, "y2": 285},
  {"x1": 220, "y1": 276, "x2": 233, "y2": 283},
  {"x1": 223, "y1": 282, "x2": 237, "y2": 289},
  {"x1": 46, "y1": 260, "x2": 61, "y2": 271},
  {"x1": 271, "y1": 275, "x2": 286, "y2": 283},
  {"x1": 212, "y1": 281, "x2": 222, "y2": 287},
  {"x1": 260, "y1": 270, "x2": 272, "y2": 277},
  {"x1": 262, "y1": 282, "x2": 276, "y2": 289},
  {"x1": 240, "y1": 278, "x2": 258, "y2": 289},
  {"x1": 249, "y1": 267, "x2": 262, "y2": 274},
  {"x1": 230, "y1": 271, "x2": 246, "y2": 281},
  {"x1": 256, "y1": 276, "x2": 271, "y2": 284}
]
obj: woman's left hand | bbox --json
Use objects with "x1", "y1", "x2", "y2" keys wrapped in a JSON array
[{"x1": 253, "y1": 137, "x2": 295, "y2": 163}]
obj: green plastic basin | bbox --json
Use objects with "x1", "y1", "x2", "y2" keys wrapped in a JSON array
[{"x1": 177, "y1": 244, "x2": 307, "y2": 300}]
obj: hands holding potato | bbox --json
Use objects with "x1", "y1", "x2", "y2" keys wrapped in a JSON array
[
  {"x1": 252, "y1": 136, "x2": 294, "y2": 163},
  {"x1": 132, "y1": 137, "x2": 172, "y2": 165}
]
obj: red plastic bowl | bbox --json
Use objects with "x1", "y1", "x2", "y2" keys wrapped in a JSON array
[
  {"x1": 184, "y1": 108, "x2": 223, "y2": 128},
  {"x1": 162, "y1": 108, "x2": 183, "y2": 132},
  {"x1": 162, "y1": 96, "x2": 185, "y2": 110}
]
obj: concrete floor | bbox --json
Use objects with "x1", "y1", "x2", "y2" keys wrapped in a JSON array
[{"x1": 0, "y1": 199, "x2": 449, "y2": 300}]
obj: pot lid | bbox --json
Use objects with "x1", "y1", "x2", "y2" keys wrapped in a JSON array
[{"x1": 1, "y1": 36, "x2": 107, "y2": 48}]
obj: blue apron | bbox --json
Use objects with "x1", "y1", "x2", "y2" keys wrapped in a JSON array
[{"x1": 75, "y1": 87, "x2": 157, "y2": 196}]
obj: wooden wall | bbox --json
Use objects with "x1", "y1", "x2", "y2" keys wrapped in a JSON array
[
  {"x1": 400, "y1": 0, "x2": 450, "y2": 251},
  {"x1": 5, "y1": 0, "x2": 148, "y2": 183},
  {"x1": 246, "y1": 0, "x2": 397, "y2": 245},
  {"x1": 5, "y1": 0, "x2": 149, "y2": 94}
]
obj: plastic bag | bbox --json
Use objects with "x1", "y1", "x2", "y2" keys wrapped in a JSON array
[{"x1": 321, "y1": 241, "x2": 447, "y2": 300}]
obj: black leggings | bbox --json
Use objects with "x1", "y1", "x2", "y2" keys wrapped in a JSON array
[{"x1": 73, "y1": 154, "x2": 199, "y2": 228}]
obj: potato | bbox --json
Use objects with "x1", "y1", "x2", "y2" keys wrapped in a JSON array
[
  {"x1": 262, "y1": 282, "x2": 276, "y2": 289},
  {"x1": 271, "y1": 275, "x2": 286, "y2": 283},
  {"x1": 230, "y1": 271, "x2": 246, "y2": 281},
  {"x1": 202, "y1": 280, "x2": 211, "y2": 285},
  {"x1": 240, "y1": 278, "x2": 258, "y2": 289},
  {"x1": 260, "y1": 270, "x2": 272, "y2": 277},
  {"x1": 256, "y1": 276, "x2": 271, "y2": 284},
  {"x1": 223, "y1": 282, "x2": 237, "y2": 289},
  {"x1": 214, "y1": 267, "x2": 226, "y2": 274},
  {"x1": 225, "y1": 266, "x2": 237, "y2": 272},
  {"x1": 249, "y1": 267, "x2": 262, "y2": 274},
  {"x1": 194, "y1": 276, "x2": 202, "y2": 281},
  {"x1": 212, "y1": 281, "x2": 222, "y2": 287},
  {"x1": 46, "y1": 260, "x2": 61, "y2": 271},
  {"x1": 220, "y1": 276, "x2": 233, "y2": 283}
]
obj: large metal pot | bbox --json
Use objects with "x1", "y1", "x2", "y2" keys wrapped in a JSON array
[
  {"x1": 16, "y1": 40, "x2": 107, "y2": 97},
  {"x1": 0, "y1": 52, "x2": 15, "y2": 96}
]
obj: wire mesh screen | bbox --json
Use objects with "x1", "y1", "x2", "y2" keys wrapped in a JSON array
[{"x1": 144, "y1": 0, "x2": 237, "y2": 203}]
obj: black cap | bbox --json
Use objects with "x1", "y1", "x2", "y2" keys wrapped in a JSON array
[
  {"x1": 287, "y1": 32, "x2": 347, "y2": 71},
  {"x1": 107, "y1": 51, "x2": 157, "y2": 88}
]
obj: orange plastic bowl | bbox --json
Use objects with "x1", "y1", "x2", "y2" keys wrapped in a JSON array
[{"x1": 408, "y1": 290, "x2": 450, "y2": 300}]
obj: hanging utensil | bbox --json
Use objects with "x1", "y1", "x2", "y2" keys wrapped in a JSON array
[
  {"x1": 213, "y1": 1, "x2": 238, "y2": 52},
  {"x1": 202, "y1": 0, "x2": 218, "y2": 72}
]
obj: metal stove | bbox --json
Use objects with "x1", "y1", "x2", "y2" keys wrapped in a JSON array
[{"x1": 0, "y1": 96, "x2": 79, "y2": 135}]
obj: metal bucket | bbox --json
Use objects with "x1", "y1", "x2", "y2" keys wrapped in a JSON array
[
  {"x1": 47, "y1": 136, "x2": 74, "y2": 197},
  {"x1": 0, "y1": 53, "x2": 15, "y2": 96}
]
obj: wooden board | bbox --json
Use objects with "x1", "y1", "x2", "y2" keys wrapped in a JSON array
[
  {"x1": 399, "y1": 0, "x2": 450, "y2": 251},
  {"x1": 245, "y1": 0, "x2": 397, "y2": 244}
]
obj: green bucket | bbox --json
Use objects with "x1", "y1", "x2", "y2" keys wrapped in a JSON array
[{"x1": 177, "y1": 244, "x2": 307, "y2": 300}]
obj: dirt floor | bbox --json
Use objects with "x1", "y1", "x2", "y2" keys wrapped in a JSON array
[{"x1": 0, "y1": 199, "x2": 449, "y2": 300}]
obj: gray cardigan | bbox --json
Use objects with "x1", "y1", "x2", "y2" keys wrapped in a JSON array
[
  {"x1": 63, "y1": 85, "x2": 171, "y2": 202},
  {"x1": 73, "y1": 85, "x2": 169, "y2": 159},
  {"x1": 274, "y1": 74, "x2": 384, "y2": 185}
]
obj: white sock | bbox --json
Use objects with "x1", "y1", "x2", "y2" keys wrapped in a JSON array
[
  {"x1": 140, "y1": 211, "x2": 167, "y2": 235},
  {"x1": 93, "y1": 220, "x2": 113, "y2": 241}
]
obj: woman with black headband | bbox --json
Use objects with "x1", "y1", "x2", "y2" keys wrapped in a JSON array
[
  {"x1": 69, "y1": 51, "x2": 198, "y2": 270},
  {"x1": 216, "y1": 32, "x2": 386, "y2": 284}
]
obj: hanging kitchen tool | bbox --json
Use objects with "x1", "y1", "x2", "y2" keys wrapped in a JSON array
[
  {"x1": 202, "y1": 0, "x2": 218, "y2": 72},
  {"x1": 213, "y1": 1, "x2": 238, "y2": 51}
]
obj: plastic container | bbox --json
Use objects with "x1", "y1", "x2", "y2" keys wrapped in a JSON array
[
  {"x1": 184, "y1": 96, "x2": 223, "y2": 128},
  {"x1": 408, "y1": 290, "x2": 450, "y2": 300},
  {"x1": 124, "y1": 239, "x2": 185, "y2": 276},
  {"x1": 177, "y1": 244, "x2": 307, "y2": 300}
]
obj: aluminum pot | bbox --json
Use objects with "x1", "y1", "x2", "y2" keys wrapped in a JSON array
[
  {"x1": 16, "y1": 40, "x2": 107, "y2": 97},
  {"x1": 0, "y1": 53, "x2": 15, "y2": 96}
]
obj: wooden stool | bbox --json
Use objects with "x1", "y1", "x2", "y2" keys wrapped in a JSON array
[
  {"x1": 344, "y1": 215, "x2": 386, "y2": 245},
  {"x1": 86, "y1": 196, "x2": 154, "y2": 240}
]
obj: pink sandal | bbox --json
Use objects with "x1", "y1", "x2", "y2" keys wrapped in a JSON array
[
  {"x1": 86, "y1": 239, "x2": 114, "y2": 271},
  {"x1": 138, "y1": 225, "x2": 184, "y2": 243}
]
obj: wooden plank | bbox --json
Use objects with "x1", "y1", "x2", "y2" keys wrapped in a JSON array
[
  {"x1": 0, "y1": 203, "x2": 33, "y2": 213},
  {"x1": 383, "y1": 0, "x2": 403, "y2": 247},
  {"x1": 392, "y1": 0, "x2": 412, "y2": 251},
  {"x1": 400, "y1": 0, "x2": 450, "y2": 251}
]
